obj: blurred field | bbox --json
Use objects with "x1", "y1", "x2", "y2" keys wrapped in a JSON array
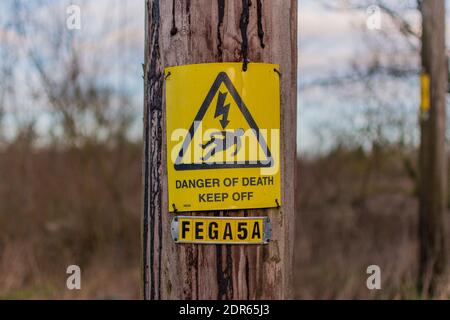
[
  {"x1": 1, "y1": 138, "x2": 448, "y2": 299},
  {"x1": 295, "y1": 146, "x2": 429, "y2": 299},
  {"x1": 0, "y1": 140, "x2": 141, "y2": 299}
]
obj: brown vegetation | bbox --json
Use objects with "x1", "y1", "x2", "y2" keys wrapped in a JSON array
[
  {"x1": 0, "y1": 141, "x2": 141, "y2": 299},
  {"x1": 295, "y1": 146, "x2": 449, "y2": 299},
  {"x1": 1, "y1": 140, "x2": 448, "y2": 299}
]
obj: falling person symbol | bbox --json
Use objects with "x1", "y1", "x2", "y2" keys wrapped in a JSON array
[{"x1": 200, "y1": 128, "x2": 245, "y2": 161}]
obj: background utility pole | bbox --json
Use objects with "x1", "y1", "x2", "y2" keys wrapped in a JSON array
[
  {"x1": 419, "y1": 0, "x2": 447, "y2": 296},
  {"x1": 143, "y1": 0, "x2": 297, "y2": 299}
]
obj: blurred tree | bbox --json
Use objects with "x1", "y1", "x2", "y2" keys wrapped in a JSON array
[
  {"x1": 5, "y1": 0, "x2": 135, "y2": 147},
  {"x1": 312, "y1": 0, "x2": 448, "y2": 297},
  {"x1": 418, "y1": 0, "x2": 447, "y2": 297},
  {"x1": 306, "y1": 0, "x2": 421, "y2": 152}
]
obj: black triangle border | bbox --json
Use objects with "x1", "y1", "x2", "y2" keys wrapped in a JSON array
[{"x1": 174, "y1": 72, "x2": 274, "y2": 171}]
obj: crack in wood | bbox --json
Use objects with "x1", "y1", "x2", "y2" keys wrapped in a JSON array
[
  {"x1": 217, "y1": 0, "x2": 225, "y2": 58},
  {"x1": 239, "y1": 0, "x2": 250, "y2": 71},
  {"x1": 216, "y1": 244, "x2": 234, "y2": 299},
  {"x1": 256, "y1": 0, "x2": 265, "y2": 48},
  {"x1": 144, "y1": 0, "x2": 163, "y2": 300},
  {"x1": 186, "y1": 0, "x2": 191, "y2": 31},
  {"x1": 171, "y1": 0, "x2": 178, "y2": 36}
]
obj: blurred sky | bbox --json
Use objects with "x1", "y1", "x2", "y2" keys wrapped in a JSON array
[{"x1": 0, "y1": 0, "x2": 441, "y2": 154}]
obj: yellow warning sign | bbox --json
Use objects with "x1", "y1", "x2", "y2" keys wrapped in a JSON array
[
  {"x1": 165, "y1": 63, "x2": 281, "y2": 212},
  {"x1": 171, "y1": 216, "x2": 271, "y2": 244}
]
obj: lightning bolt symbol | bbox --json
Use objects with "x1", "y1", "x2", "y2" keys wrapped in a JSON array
[{"x1": 214, "y1": 91, "x2": 231, "y2": 129}]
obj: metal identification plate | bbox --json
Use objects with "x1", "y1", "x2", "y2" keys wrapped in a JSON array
[{"x1": 171, "y1": 216, "x2": 271, "y2": 245}]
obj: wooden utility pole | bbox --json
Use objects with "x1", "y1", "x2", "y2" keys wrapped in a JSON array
[
  {"x1": 419, "y1": 0, "x2": 447, "y2": 296},
  {"x1": 143, "y1": 0, "x2": 297, "y2": 299}
]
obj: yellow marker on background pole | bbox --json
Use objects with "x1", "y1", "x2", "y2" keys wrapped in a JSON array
[{"x1": 420, "y1": 72, "x2": 430, "y2": 116}]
